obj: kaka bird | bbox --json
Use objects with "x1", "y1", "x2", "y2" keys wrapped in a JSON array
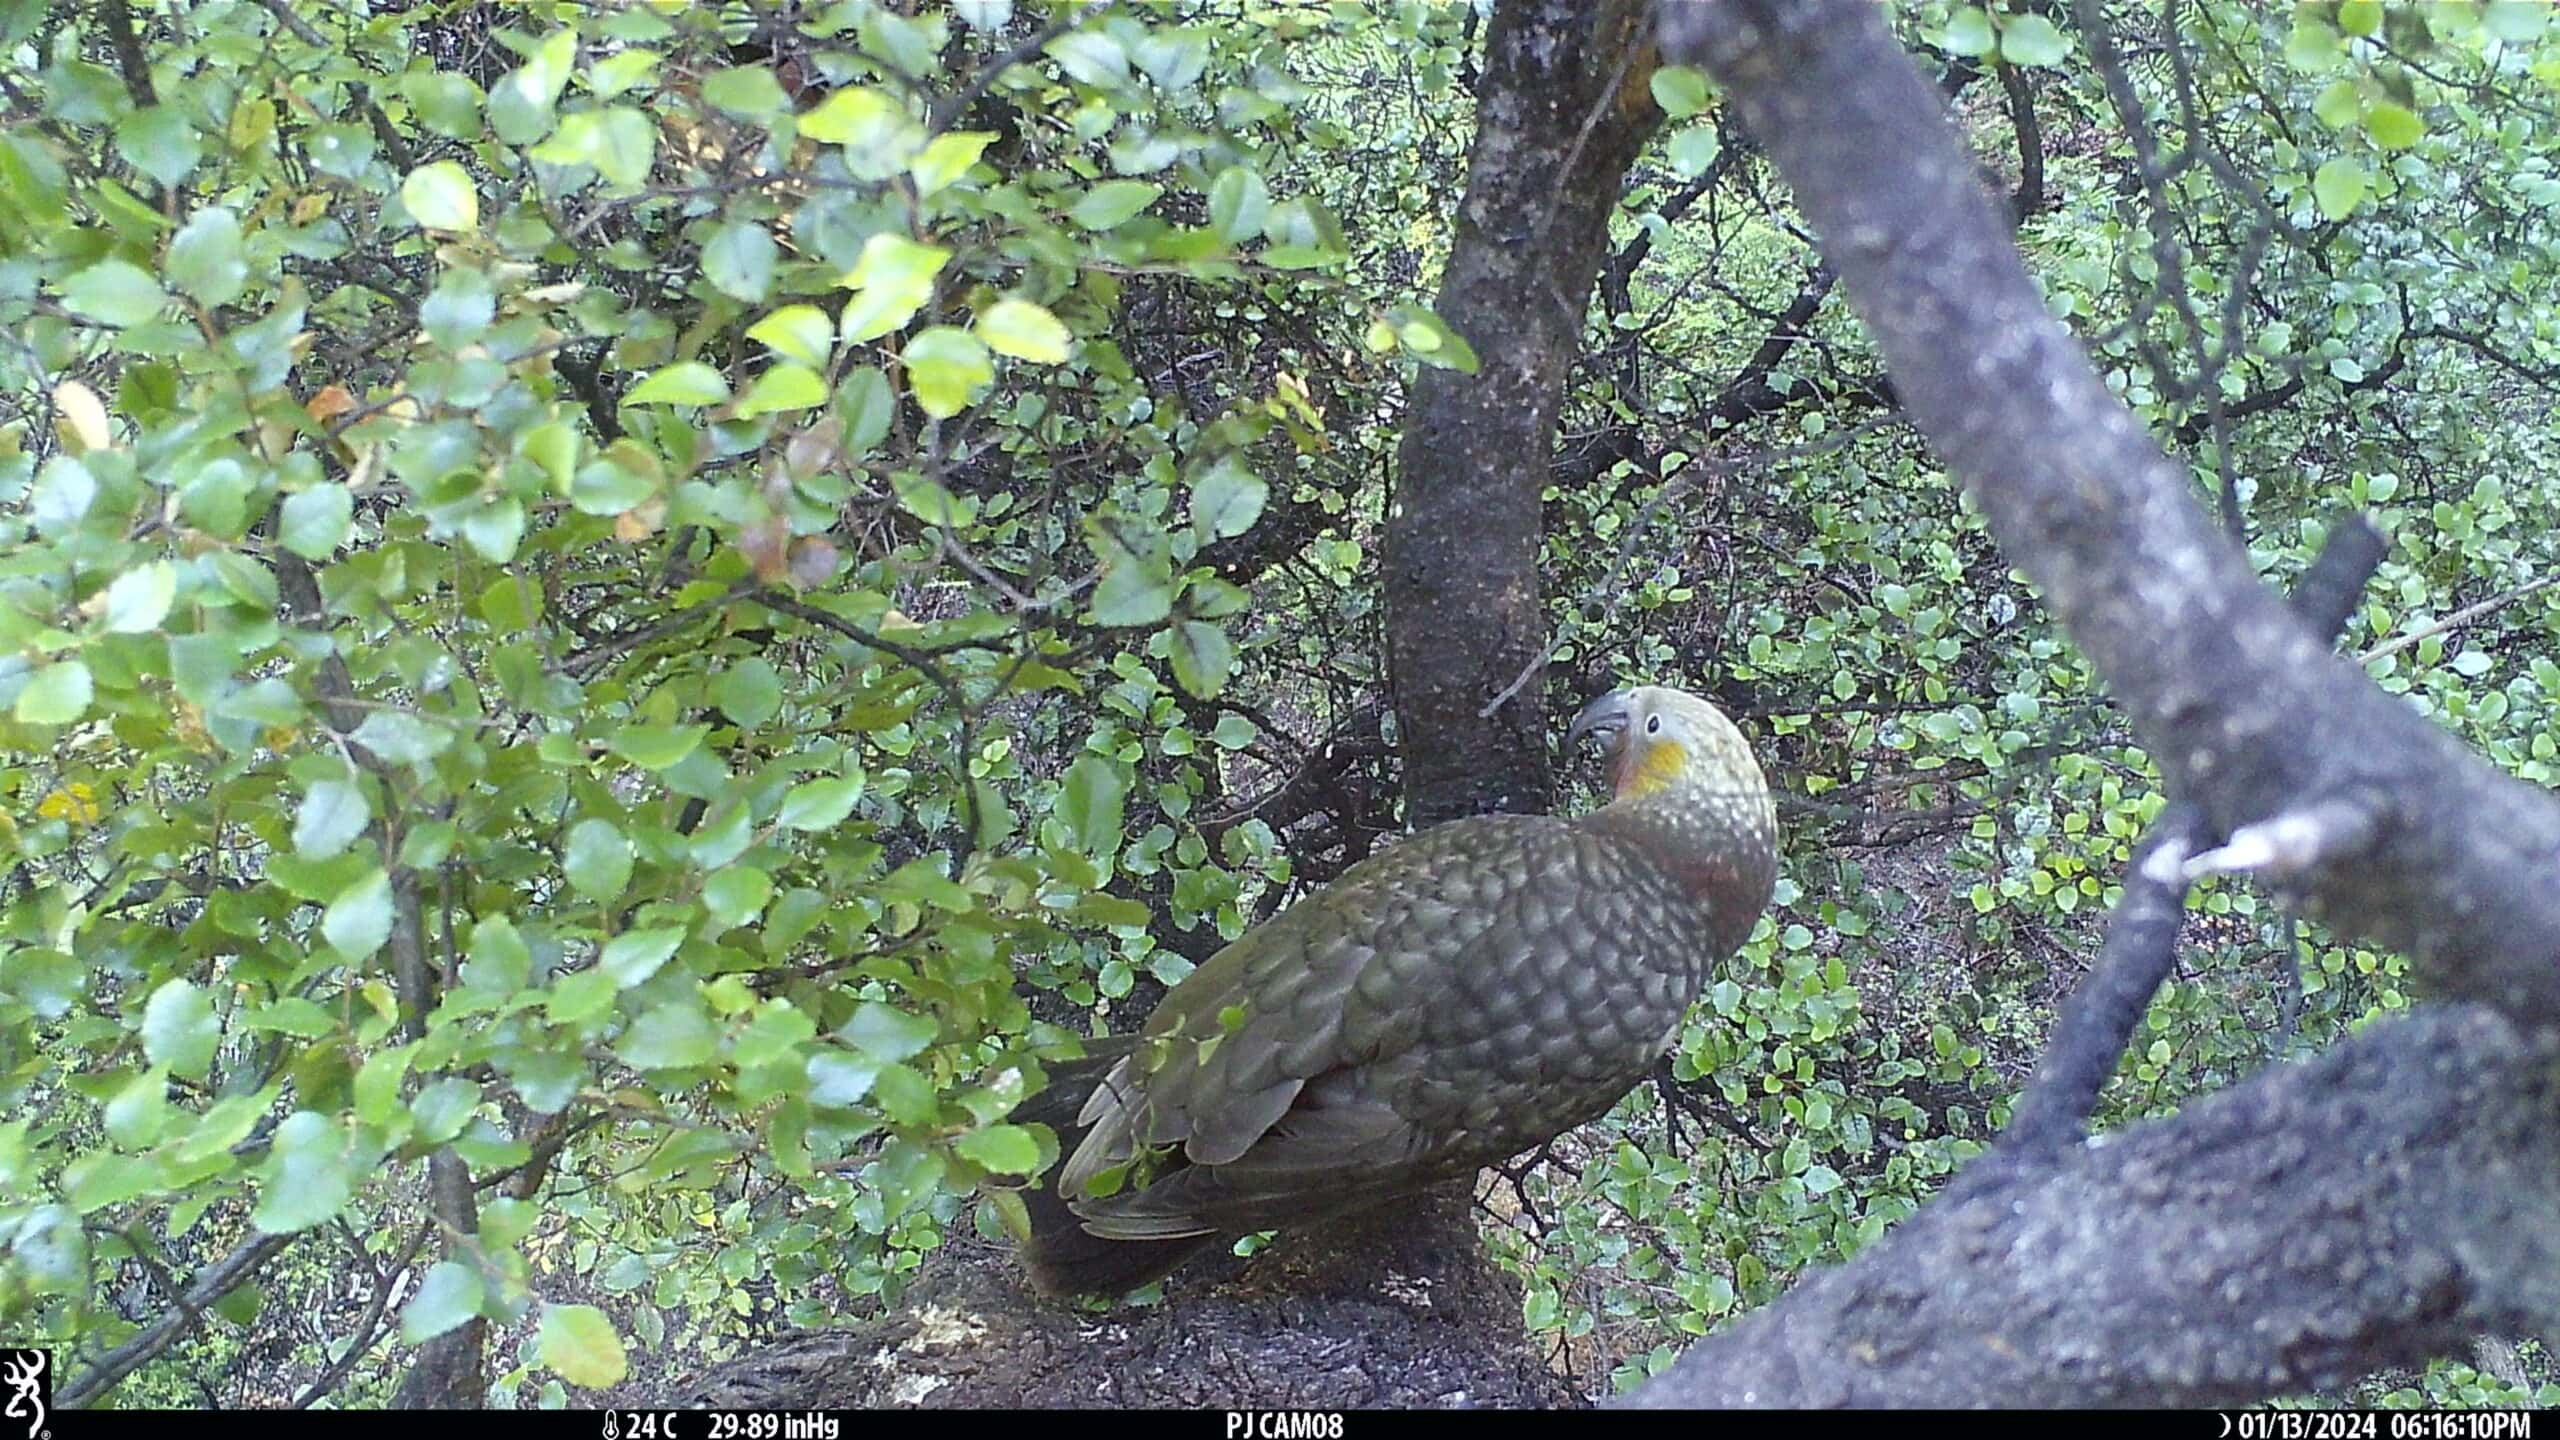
[{"x1": 1014, "y1": 685, "x2": 1777, "y2": 1296}]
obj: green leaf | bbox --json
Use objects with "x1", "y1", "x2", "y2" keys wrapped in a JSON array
[
  {"x1": 352, "y1": 710, "x2": 452, "y2": 766},
  {"x1": 252, "y1": 1111, "x2": 358, "y2": 1234},
  {"x1": 839, "y1": 234, "x2": 949, "y2": 342},
  {"x1": 842, "y1": 1001, "x2": 937, "y2": 1063},
  {"x1": 564, "y1": 819, "x2": 634, "y2": 899},
  {"x1": 912, "y1": 131, "x2": 993, "y2": 196},
  {"x1": 280, "y1": 484, "x2": 354, "y2": 559},
  {"x1": 901, "y1": 327, "x2": 993, "y2": 419},
  {"x1": 1998, "y1": 14, "x2": 2070, "y2": 67},
  {"x1": 1190, "y1": 456, "x2": 1267, "y2": 539},
  {"x1": 1070, "y1": 180, "x2": 1161, "y2": 230},
  {"x1": 2485, "y1": 2, "x2": 2549, "y2": 43},
  {"x1": 798, "y1": 87, "x2": 921, "y2": 178},
  {"x1": 618, "y1": 1001, "x2": 718, "y2": 1070},
  {"x1": 411, "y1": 1076, "x2": 481, "y2": 1143},
  {"x1": 954, "y1": 1124, "x2": 1041, "y2": 1176},
  {"x1": 530, "y1": 106, "x2": 657, "y2": 187},
  {"x1": 103, "y1": 1067, "x2": 172, "y2": 1149},
  {"x1": 701, "y1": 66, "x2": 790, "y2": 118},
  {"x1": 1388, "y1": 305, "x2": 1481, "y2": 374},
  {"x1": 748, "y1": 306, "x2": 834, "y2": 368},
  {"x1": 294, "y1": 778, "x2": 372, "y2": 860},
  {"x1": 1940, "y1": 7, "x2": 1997, "y2": 56},
  {"x1": 1048, "y1": 31, "x2": 1129, "y2": 87},
  {"x1": 702, "y1": 221, "x2": 777, "y2": 303},
  {"x1": 602, "y1": 927, "x2": 684, "y2": 987},
  {"x1": 1085, "y1": 517, "x2": 1173, "y2": 627},
  {"x1": 2312, "y1": 156, "x2": 2369, "y2": 219},
  {"x1": 702, "y1": 866, "x2": 774, "y2": 929},
  {"x1": 1650, "y1": 65, "x2": 1712, "y2": 119},
  {"x1": 839, "y1": 366, "x2": 897, "y2": 454},
  {"x1": 101, "y1": 560, "x2": 177, "y2": 633},
  {"x1": 1168, "y1": 620, "x2": 1235, "y2": 699},
  {"x1": 323, "y1": 869, "x2": 395, "y2": 960},
  {"x1": 168, "y1": 207, "x2": 249, "y2": 307},
  {"x1": 60, "y1": 260, "x2": 169, "y2": 328},
  {"x1": 401, "y1": 161, "x2": 479, "y2": 231},
  {"x1": 116, "y1": 106, "x2": 202, "y2": 187},
  {"x1": 1669, "y1": 125, "x2": 1721, "y2": 179},
  {"x1": 806, "y1": 1049, "x2": 882, "y2": 1107},
  {"x1": 74, "y1": 1156, "x2": 169, "y2": 1221},
  {"x1": 14, "y1": 660, "x2": 92, "y2": 724},
  {"x1": 976, "y1": 298, "x2": 1072, "y2": 364},
  {"x1": 2285, "y1": 15, "x2": 2344, "y2": 72},
  {"x1": 539, "y1": 1303, "x2": 629, "y2": 1390},
  {"x1": 588, "y1": 50, "x2": 661, "y2": 98},
  {"x1": 141, "y1": 979, "x2": 219, "y2": 1081},
  {"x1": 405, "y1": 72, "x2": 485, "y2": 138},
  {"x1": 624, "y1": 361, "x2": 731, "y2": 407},
  {"x1": 610, "y1": 723, "x2": 708, "y2": 770},
  {"x1": 2364, "y1": 102, "x2": 2424, "y2": 150},
  {"x1": 734, "y1": 363, "x2": 826, "y2": 418},
  {"x1": 464, "y1": 917, "x2": 532, "y2": 994},
  {"x1": 1058, "y1": 755, "x2": 1125, "y2": 859},
  {"x1": 778, "y1": 775, "x2": 865, "y2": 831},
  {"x1": 716, "y1": 658, "x2": 783, "y2": 728},
  {"x1": 401, "y1": 1261, "x2": 485, "y2": 1344},
  {"x1": 1207, "y1": 165, "x2": 1271, "y2": 244}
]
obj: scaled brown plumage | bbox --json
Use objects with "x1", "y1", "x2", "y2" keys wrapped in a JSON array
[{"x1": 1015, "y1": 686, "x2": 1779, "y2": 1296}]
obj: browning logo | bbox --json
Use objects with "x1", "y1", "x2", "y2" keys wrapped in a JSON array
[{"x1": 1, "y1": 1350, "x2": 45, "y2": 1440}]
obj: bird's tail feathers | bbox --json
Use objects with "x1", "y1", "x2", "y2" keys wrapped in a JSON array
[{"x1": 1011, "y1": 1035, "x2": 1226, "y2": 1297}]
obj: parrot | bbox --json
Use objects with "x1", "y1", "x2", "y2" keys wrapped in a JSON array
[{"x1": 1013, "y1": 685, "x2": 1778, "y2": 1297}]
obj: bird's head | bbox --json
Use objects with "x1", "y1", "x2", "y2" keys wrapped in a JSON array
[{"x1": 1569, "y1": 685, "x2": 1767, "y2": 804}]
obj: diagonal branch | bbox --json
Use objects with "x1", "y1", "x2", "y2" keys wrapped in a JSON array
[{"x1": 1658, "y1": 0, "x2": 2560, "y2": 1030}]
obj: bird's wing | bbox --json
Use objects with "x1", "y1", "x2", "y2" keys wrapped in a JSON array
[{"x1": 1058, "y1": 813, "x2": 1587, "y2": 1206}]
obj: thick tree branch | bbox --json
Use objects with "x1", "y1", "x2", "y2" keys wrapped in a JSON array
[
  {"x1": 61, "y1": 1233, "x2": 295, "y2": 1406},
  {"x1": 1626, "y1": 0, "x2": 2560, "y2": 1409},
  {"x1": 1623, "y1": 1005, "x2": 2560, "y2": 1407},
  {"x1": 1658, "y1": 0, "x2": 2560, "y2": 1029}
]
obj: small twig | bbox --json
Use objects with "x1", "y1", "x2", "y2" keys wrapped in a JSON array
[
  {"x1": 98, "y1": 0, "x2": 158, "y2": 108},
  {"x1": 928, "y1": 2, "x2": 1108, "y2": 135},
  {"x1": 755, "y1": 590, "x2": 986, "y2": 867},
  {"x1": 62, "y1": 1233, "x2": 296, "y2": 1407},
  {"x1": 291, "y1": 1222, "x2": 433, "y2": 1409},
  {"x1": 2273, "y1": 912, "x2": 2303, "y2": 1057},
  {"x1": 2358, "y1": 572, "x2": 2557, "y2": 666},
  {"x1": 1998, "y1": 805, "x2": 2208, "y2": 1154}
]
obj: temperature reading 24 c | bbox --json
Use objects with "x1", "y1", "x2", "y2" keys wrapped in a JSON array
[{"x1": 604, "y1": 1412, "x2": 682, "y2": 1440}]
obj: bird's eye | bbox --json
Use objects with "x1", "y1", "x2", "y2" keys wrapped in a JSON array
[{"x1": 1645, "y1": 715, "x2": 1662, "y2": 735}]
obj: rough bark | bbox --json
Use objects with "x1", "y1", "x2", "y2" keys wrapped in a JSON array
[
  {"x1": 1386, "y1": 0, "x2": 1665, "y2": 826},
  {"x1": 1626, "y1": 0, "x2": 2560, "y2": 1407},
  {"x1": 1655, "y1": 0, "x2": 2560, "y2": 1024},
  {"x1": 1626, "y1": 1005, "x2": 2560, "y2": 1408}
]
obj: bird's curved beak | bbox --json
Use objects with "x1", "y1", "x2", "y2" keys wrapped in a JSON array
[{"x1": 1568, "y1": 690, "x2": 1633, "y2": 753}]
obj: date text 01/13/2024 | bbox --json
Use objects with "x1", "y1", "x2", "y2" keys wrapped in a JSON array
[{"x1": 2224, "y1": 1413, "x2": 2531, "y2": 1440}]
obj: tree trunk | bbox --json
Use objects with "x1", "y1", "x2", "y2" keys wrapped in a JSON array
[{"x1": 1385, "y1": 0, "x2": 1664, "y2": 827}]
